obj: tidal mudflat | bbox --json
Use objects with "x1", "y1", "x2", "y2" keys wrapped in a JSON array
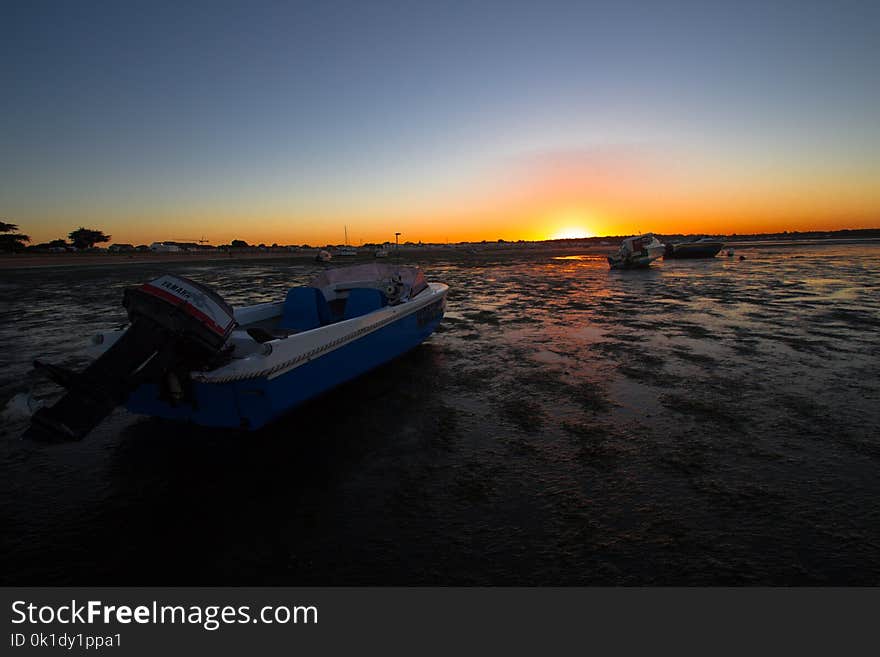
[{"x1": 1, "y1": 242, "x2": 878, "y2": 584}]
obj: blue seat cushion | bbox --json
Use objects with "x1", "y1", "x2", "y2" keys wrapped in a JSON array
[
  {"x1": 279, "y1": 287, "x2": 332, "y2": 331},
  {"x1": 343, "y1": 288, "x2": 386, "y2": 320}
]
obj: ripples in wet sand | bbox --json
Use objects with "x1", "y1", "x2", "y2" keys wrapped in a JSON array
[{"x1": 1, "y1": 243, "x2": 878, "y2": 584}]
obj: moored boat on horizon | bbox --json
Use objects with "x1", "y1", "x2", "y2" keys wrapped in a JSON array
[
  {"x1": 27, "y1": 263, "x2": 447, "y2": 439},
  {"x1": 608, "y1": 233, "x2": 665, "y2": 269},
  {"x1": 664, "y1": 237, "x2": 724, "y2": 259}
]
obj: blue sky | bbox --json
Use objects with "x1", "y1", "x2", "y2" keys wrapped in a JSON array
[{"x1": 2, "y1": 0, "x2": 878, "y2": 243}]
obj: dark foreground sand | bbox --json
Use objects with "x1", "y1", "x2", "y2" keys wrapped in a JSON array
[
  {"x1": 1, "y1": 243, "x2": 878, "y2": 584},
  {"x1": 0, "y1": 250, "x2": 313, "y2": 269}
]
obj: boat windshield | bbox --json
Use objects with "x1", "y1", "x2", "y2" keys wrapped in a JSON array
[
  {"x1": 308, "y1": 263, "x2": 427, "y2": 300},
  {"x1": 622, "y1": 234, "x2": 654, "y2": 250}
]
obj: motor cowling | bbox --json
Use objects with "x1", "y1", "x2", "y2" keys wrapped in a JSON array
[
  {"x1": 26, "y1": 274, "x2": 235, "y2": 441},
  {"x1": 123, "y1": 274, "x2": 235, "y2": 357}
]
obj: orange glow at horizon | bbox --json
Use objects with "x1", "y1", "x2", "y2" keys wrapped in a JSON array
[
  {"x1": 20, "y1": 204, "x2": 880, "y2": 248},
  {"x1": 15, "y1": 148, "x2": 880, "y2": 246}
]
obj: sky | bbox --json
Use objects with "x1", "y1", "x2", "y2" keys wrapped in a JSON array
[{"x1": 2, "y1": 0, "x2": 879, "y2": 245}]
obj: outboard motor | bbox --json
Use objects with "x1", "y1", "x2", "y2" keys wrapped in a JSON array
[{"x1": 26, "y1": 274, "x2": 236, "y2": 441}]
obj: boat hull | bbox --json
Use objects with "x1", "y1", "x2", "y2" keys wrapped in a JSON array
[
  {"x1": 125, "y1": 294, "x2": 446, "y2": 430},
  {"x1": 608, "y1": 254, "x2": 660, "y2": 269},
  {"x1": 664, "y1": 242, "x2": 724, "y2": 259},
  {"x1": 608, "y1": 244, "x2": 665, "y2": 269}
]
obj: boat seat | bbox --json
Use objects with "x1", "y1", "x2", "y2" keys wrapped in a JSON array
[
  {"x1": 343, "y1": 288, "x2": 386, "y2": 320},
  {"x1": 245, "y1": 326, "x2": 295, "y2": 343},
  {"x1": 279, "y1": 286, "x2": 332, "y2": 331},
  {"x1": 228, "y1": 331, "x2": 276, "y2": 353}
]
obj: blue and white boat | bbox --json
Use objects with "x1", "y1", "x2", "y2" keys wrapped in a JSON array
[{"x1": 27, "y1": 263, "x2": 447, "y2": 439}]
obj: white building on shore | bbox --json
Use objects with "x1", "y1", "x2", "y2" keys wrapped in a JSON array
[{"x1": 150, "y1": 242, "x2": 181, "y2": 253}]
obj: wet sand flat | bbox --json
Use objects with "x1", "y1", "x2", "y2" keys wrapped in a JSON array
[
  {"x1": 1, "y1": 242, "x2": 878, "y2": 584},
  {"x1": 0, "y1": 250, "x2": 314, "y2": 269}
]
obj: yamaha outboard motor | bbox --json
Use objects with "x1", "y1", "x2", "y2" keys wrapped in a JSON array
[{"x1": 26, "y1": 274, "x2": 236, "y2": 441}]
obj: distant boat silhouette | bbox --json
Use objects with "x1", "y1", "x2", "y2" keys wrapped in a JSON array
[{"x1": 664, "y1": 237, "x2": 724, "y2": 259}]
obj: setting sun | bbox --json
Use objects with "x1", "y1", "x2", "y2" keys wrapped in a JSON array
[
  {"x1": 550, "y1": 227, "x2": 592, "y2": 240},
  {"x1": 544, "y1": 207, "x2": 599, "y2": 241}
]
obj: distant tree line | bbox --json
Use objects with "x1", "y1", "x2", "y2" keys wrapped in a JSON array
[
  {"x1": 1, "y1": 223, "x2": 112, "y2": 252},
  {"x1": 68, "y1": 227, "x2": 111, "y2": 249},
  {"x1": 0, "y1": 221, "x2": 30, "y2": 252},
  {"x1": 6, "y1": 221, "x2": 879, "y2": 255}
]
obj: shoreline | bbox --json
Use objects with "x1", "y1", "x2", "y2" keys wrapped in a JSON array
[
  {"x1": 2, "y1": 236, "x2": 879, "y2": 270},
  {"x1": 0, "y1": 250, "x2": 319, "y2": 270}
]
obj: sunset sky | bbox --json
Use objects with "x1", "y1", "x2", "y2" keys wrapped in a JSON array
[{"x1": 3, "y1": 1, "x2": 879, "y2": 246}]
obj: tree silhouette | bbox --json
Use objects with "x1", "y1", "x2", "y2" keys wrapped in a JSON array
[
  {"x1": 0, "y1": 221, "x2": 30, "y2": 252},
  {"x1": 69, "y1": 227, "x2": 111, "y2": 250},
  {"x1": 30, "y1": 239, "x2": 69, "y2": 251}
]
